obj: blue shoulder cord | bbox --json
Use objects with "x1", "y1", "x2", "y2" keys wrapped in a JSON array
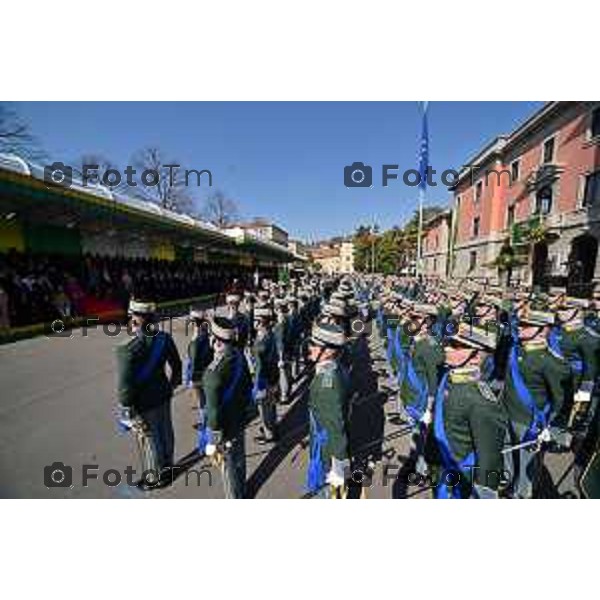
[
  {"x1": 548, "y1": 325, "x2": 583, "y2": 374},
  {"x1": 184, "y1": 335, "x2": 209, "y2": 388},
  {"x1": 433, "y1": 371, "x2": 477, "y2": 499},
  {"x1": 306, "y1": 410, "x2": 328, "y2": 494},
  {"x1": 119, "y1": 332, "x2": 167, "y2": 445},
  {"x1": 508, "y1": 345, "x2": 551, "y2": 443},
  {"x1": 404, "y1": 346, "x2": 428, "y2": 423},
  {"x1": 134, "y1": 332, "x2": 167, "y2": 385},
  {"x1": 198, "y1": 349, "x2": 246, "y2": 453}
]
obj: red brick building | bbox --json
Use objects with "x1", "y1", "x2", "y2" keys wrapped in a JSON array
[
  {"x1": 421, "y1": 209, "x2": 451, "y2": 278},
  {"x1": 447, "y1": 101, "x2": 600, "y2": 289}
]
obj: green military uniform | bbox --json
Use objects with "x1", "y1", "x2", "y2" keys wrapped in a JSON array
[
  {"x1": 559, "y1": 322, "x2": 600, "y2": 390},
  {"x1": 274, "y1": 301, "x2": 292, "y2": 402},
  {"x1": 185, "y1": 313, "x2": 214, "y2": 433},
  {"x1": 400, "y1": 333, "x2": 444, "y2": 419},
  {"x1": 435, "y1": 365, "x2": 508, "y2": 498},
  {"x1": 503, "y1": 339, "x2": 570, "y2": 430},
  {"x1": 309, "y1": 361, "x2": 349, "y2": 466},
  {"x1": 202, "y1": 317, "x2": 256, "y2": 499},
  {"x1": 116, "y1": 301, "x2": 182, "y2": 484},
  {"x1": 433, "y1": 322, "x2": 508, "y2": 499},
  {"x1": 252, "y1": 319, "x2": 279, "y2": 441},
  {"x1": 306, "y1": 322, "x2": 350, "y2": 498},
  {"x1": 502, "y1": 337, "x2": 571, "y2": 498},
  {"x1": 203, "y1": 345, "x2": 254, "y2": 442},
  {"x1": 187, "y1": 332, "x2": 214, "y2": 385}
]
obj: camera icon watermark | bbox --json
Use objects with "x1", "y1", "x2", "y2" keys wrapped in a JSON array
[
  {"x1": 344, "y1": 162, "x2": 373, "y2": 188},
  {"x1": 350, "y1": 316, "x2": 373, "y2": 340},
  {"x1": 44, "y1": 161, "x2": 73, "y2": 189},
  {"x1": 44, "y1": 461, "x2": 73, "y2": 488}
]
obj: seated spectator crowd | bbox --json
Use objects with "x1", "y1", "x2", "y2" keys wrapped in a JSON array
[{"x1": 0, "y1": 249, "x2": 275, "y2": 329}]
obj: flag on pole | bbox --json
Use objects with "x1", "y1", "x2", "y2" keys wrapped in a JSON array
[{"x1": 417, "y1": 101, "x2": 429, "y2": 191}]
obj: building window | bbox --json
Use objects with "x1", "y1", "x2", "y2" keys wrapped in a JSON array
[
  {"x1": 469, "y1": 250, "x2": 477, "y2": 271},
  {"x1": 542, "y1": 136, "x2": 555, "y2": 164},
  {"x1": 472, "y1": 216, "x2": 480, "y2": 238},
  {"x1": 535, "y1": 186, "x2": 553, "y2": 215},
  {"x1": 583, "y1": 171, "x2": 600, "y2": 207},
  {"x1": 433, "y1": 258, "x2": 438, "y2": 273},
  {"x1": 591, "y1": 107, "x2": 600, "y2": 139},
  {"x1": 507, "y1": 205, "x2": 515, "y2": 227},
  {"x1": 511, "y1": 159, "x2": 520, "y2": 184},
  {"x1": 475, "y1": 181, "x2": 483, "y2": 204}
]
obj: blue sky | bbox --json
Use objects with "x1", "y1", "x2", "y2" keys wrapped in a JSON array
[{"x1": 14, "y1": 101, "x2": 543, "y2": 241}]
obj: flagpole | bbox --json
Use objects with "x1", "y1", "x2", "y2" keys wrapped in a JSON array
[
  {"x1": 416, "y1": 187, "x2": 424, "y2": 277},
  {"x1": 415, "y1": 101, "x2": 428, "y2": 278}
]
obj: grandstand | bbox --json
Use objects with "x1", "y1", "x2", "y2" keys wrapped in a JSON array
[{"x1": 0, "y1": 154, "x2": 305, "y2": 339}]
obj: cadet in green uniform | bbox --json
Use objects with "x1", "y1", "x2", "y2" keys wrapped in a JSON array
[
  {"x1": 226, "y1": 293, "x2": 251, "y2": 351},
  {"x1": 551, "y1": 302, "x2": 600, "y2": 433},
  {"x1": 202, "y1": 317, "x2": 255, "y2": 499},
  {"x1": 252, "y1": 305, "x2": 280, "y2": 443},
  {"x1": 398, "y1": 305, "x2": 445, "y2": 474},
  {"x1": 185, "y1": 309, "x2": 214, "y2": 434},
  {"x1": 116, "y1": 300, "x2": 182, "y2": 488},
  {"x1": 306, "y1": 321, "x2": 350, "y2": 499},
  {"x1": 502, "y1": 310, "x2": 571, "y2": 498},
  {"x1": 287, "y1": 297, "x2": 303, "y2": 379},
  {"x1": 433, "y1": 324, "x2": 508, "y2": 499},
  {"x1": 274, "y1": 298, "x2": 292, "y2": 404}
]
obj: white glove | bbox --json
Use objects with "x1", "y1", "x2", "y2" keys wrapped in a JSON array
[
  {"x1": 118, "y1": 406, "x2": 134, "y2": 430},
  {"x1": 255, "y1": 389, "x2": 267, "y2": 401},
  {"x1": 539, "y1": 428, "x2": 552, "y2": 443},
  {"x1": 325, "y1": 457, "x2": 349, "y2": 488},
  {"x1": 420, "y1": 409, "x2": 432, "y2": 426},
  {"x1": 205, "y1": 444, "x2": 217, "y2": 457},
  {"x1": 278, "y1": 360, "x2": 285, "y2": 368},
  {"x1": 575, "y1": 389, "x2": 592, "y2": 403}
]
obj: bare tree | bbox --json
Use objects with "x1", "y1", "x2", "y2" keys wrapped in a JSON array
[
  {"x1": 201, "y1": 190, "x2": 239, "y2": 228},
  {"x1": 0, "y1": 103, "x2": 44, "y2": 160},
  {"x1": 131, "y1": 146, "x2": 194, "y2": 214}
]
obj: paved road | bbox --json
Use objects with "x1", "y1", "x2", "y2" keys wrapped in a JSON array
[{"x1": 0, "y1": 318, "x2": 578, "y2": 498}]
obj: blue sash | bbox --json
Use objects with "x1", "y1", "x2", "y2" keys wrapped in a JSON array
[
  {"x1": 433, "y1": 371, "x2": 477, "y2": 499},
  {"x1": 508, "y1": 346, "x2": 551, "y2": 443},
  {"x1": 306, "y1": 411, "x2": 328, "y2": 494},
  {"x1": 548, "y1": 326, "x2": 583, "y2": 374},
  {"x1": 386, "y1": 324, "x2": 398, "y2": 371},
  {"x1": 134, "y1": 332, "x2": 167, "y2": 385},
  {"x1": 481, "y1": 355, "x2": 494, "y2": 381},
  {"x1": 198, "y1": 350, "x2": 246, "y2": 454},
  {"x1": 405, "y1": 355, "x2": 428, "y2": 423}
]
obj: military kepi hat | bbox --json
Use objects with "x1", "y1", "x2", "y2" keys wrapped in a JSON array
[
  {"x1": 210, "y1": 316, "x2": 236, "y2": 342},
  {"x1": 310, "y1": 321, "x2": 346, "y2": 348},
  {"x1": 128, "y1": 299, "x2": 157, "y2": 315}
]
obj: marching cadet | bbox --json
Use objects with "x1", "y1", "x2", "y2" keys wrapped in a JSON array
[
  {"x1": 306, "y1": 321, "x2": 350, "y2": 498},
  {"x1": 287, "y1": 296, "x2": 303, "y2": 379},
  {"x1": 274, "y1": 298, "x2": 292, "y2": 404},
  {"x1": 252, "y1": 304, "x2": 280, "y2": 443},
  {"x1": 225, "y1": 293, "x2": 251, "y2": 351},
  {"x1": 184, "y1": 309, "x2": 214, "y2": 446},
  {"x1": 432, "y1": 323, "x2": 509, "y2": 499},
  {"x1": 548, "y1": 298, "x2": 600, "y2": 435},
  {"x1": 501, "y1": 309, "x2": 571, "y2": 498},
  {"x1": 116, "y1": 300, "x2": 182, "y2": 488},
  {"x1": 242, "y1": 291, "x2": 256, "y2": 346},
  {"x1": 397, "y1": 304, "x2": 445, "y2": 474},
  {"x1": 202, "y1": 317, "x2": 256, "y2": 499}
]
